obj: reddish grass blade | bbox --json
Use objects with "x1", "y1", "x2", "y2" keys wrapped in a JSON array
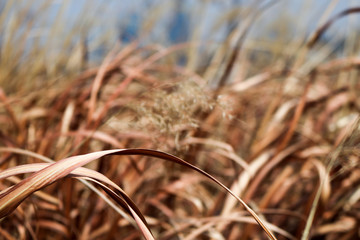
[
  {"x1": 0, "y1": 163, "x2": 154, "y2": 240},
  {"x1": 0, "y1": 149, "x2": 277, "y2": 240},
  {"x1": 80, "y1": 176, "x2": 154, "y2": 240},
  {"x1": 308, "y1": 7, "x2": 360, "y2": 47}
]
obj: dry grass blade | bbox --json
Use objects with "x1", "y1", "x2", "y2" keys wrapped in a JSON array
[
  {"x1": 308, "y1": 7, "x2": 360, "y2": 47},
  {"x1": 0, "y1": 163, "x2": 146, "y2": 221},
  {"x1": 87, "y1": 46, "x2": 118, "y2": 124},
  {"x1": 0, "y1": 148, "x2": 278, "y2": 240},
  {"x1": 185, "y1": 214, "x2": 296, "y2": 240},
  {"x1": 0, "y1": 163, "x2": 154, "y2": 239},
  {"x1": 0, "y1": 147, "x2": 138, "y2": 226},
  {"x1": 0, "y1": 88, "x2": 20, "y2": 131},
  {"x1": 301, "y1": 117, "x2": 360, "y2": 240},
  {"x1": 0, "y1": 163, "x2": 128, "y2": 195},
  {"x1": 79, "y1": 177, "x2": 154, "y2": 240}
]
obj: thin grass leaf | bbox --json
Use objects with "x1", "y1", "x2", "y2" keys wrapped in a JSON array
[
  {"x1": 0, "y1": 163, "x2": 153, "y2": 239},
  {"x1": 308, "y1": 7, "x2": 360, "y2": 47},
  {"x1": 0, "y1": 148, "x2": 278, "y2": 240}
]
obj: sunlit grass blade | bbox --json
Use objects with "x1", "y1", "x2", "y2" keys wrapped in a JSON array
[
  {"x1": 0, "y1": 162, "x2": 154, "y2": 239},
  {"x1": 0, "y1": 148, "x2": 277, "y2": 240}
]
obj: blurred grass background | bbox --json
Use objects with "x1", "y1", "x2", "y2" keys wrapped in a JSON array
[
  {"x1": 2, "y1": 0, "x2": 359, "y2": 93},
  {"x1": 0, "y1": 0, "x2": 360, "y2": 239}
]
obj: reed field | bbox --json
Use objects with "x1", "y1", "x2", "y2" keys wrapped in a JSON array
[{"x1": 0, "y1": 1, "x2": 359, "y2": 239}]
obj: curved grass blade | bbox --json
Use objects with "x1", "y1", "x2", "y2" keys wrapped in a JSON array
[
  {"x1": 79, "y1": 176, "x2": 154, "y2": 240},
  {"x1": 0, "y1": 147, "x2": 137, "y2": 226},
  {"x1": 0, "y1": 163, "x2": 153, "y2": 239},
  {"x1": 308, "y1": 7, "x2": 360, "y2": 47},
  {"x1": 0, "y1": 148, "x2": 277, "y2": 240}
]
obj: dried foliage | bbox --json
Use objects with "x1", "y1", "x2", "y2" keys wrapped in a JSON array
[{"x1": 1, "y1": 1, "x2": 360, "y2": 239}]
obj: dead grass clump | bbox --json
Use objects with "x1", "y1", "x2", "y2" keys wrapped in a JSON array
[{"x1": 131, "y1": 81, "x2": 216, "y2": 135}]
